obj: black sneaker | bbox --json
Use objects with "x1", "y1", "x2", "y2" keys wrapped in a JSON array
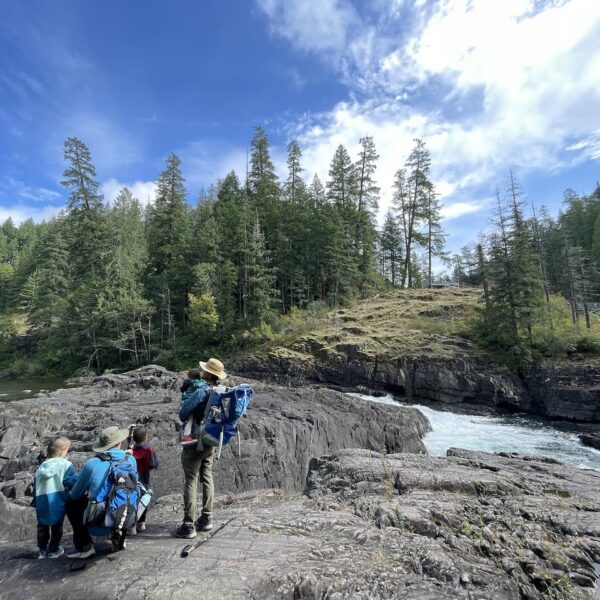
[
  {"x1": 195, "y1": 516, "x2": 213, "y2": 532},
  {"x1": 175, "y1": 522, "x2": 197, "y2": 539},
  {"x1": 109, "y1": 532, "x2": 126, "y2": 552}
]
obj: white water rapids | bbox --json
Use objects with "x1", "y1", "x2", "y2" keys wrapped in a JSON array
[{"x1": 349, "y1": 393, "x2": 600, "y2": 471}]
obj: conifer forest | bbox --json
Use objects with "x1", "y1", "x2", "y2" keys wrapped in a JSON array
[{"x1": 1, "y1": 127, "x2": 599, "y2": 376}]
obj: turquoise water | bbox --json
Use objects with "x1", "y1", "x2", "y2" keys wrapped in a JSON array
[{"x1": 350, "y1": 393, "x2": 600, "y2": 471}]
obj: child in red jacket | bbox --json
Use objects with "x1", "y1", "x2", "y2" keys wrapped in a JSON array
[{"x1": 129, "y1": 426, "x2": 158, "y2": 533}]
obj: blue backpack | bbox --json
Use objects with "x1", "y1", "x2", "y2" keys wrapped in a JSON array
[
  {"x1": 95, "y1": 454, "x2": 140, "y2": 532},
  {"x1": 200, "y1": 385, "x2": 253, "y2": 458}
]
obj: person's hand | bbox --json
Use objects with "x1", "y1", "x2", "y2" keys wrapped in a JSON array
[{"x1": 125, "y1": 448, "x2": 133, "y2": 455}]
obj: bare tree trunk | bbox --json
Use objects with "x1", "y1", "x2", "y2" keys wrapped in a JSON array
[{"x1": 477, "y1": 244, "x2": 491, "y2": 310}]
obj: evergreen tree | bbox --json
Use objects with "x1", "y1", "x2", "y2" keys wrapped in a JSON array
[
  {"x1": 400, "y1": 139, "x2": 432, "y2": 287},
  {"x1": 146, "y1": 153, "x2": 189, "y2": 343},
  {"x1": 379, "y1": 210, "x2": 403, "y2": 286},
  {"x1": 354, "y1": 136, "x2": 380, "y2": 279},
  {"x1": 61, "y1": 137, "x2": 106, "y2": 284},
  {"x1": 326, "y1": 145, "x2": 360, "y2": 300},
  {"x1": 423, "y1": 186, "x2": 446, "y2": 287},
  {"x1": 327, "y1": 144, "x2": 356, "y2": 213},
  {"x1": 246, "y1": 216, "x2": 277, "y2": 325},
  {"x1": 248, "y1": 126, "x2": 281, "y2": 247},
  {"x1": 484, "y1": 179, "x2": 545, "y2": 360}
]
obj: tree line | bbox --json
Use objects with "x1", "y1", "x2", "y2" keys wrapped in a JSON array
[
  {"x1": 454, "y1": 172, "x2": 600, "y2": 364},
  {"x1": 0, "y1": 129, "x2": 445, "y2": 376}
]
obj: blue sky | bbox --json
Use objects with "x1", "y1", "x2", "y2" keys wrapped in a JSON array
[{"x1": 1, "y1": 0, "x2": 600, "y2": 255}]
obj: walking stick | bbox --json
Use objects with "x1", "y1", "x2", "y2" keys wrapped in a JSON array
[{"x1": 181, "y1": 517, "x2": 237, "y2": 558}]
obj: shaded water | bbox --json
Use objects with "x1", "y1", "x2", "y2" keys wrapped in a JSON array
[
  {"x1": 349, "y1": 393, "x2": 600, "y2": 471},
  {"x1": 0, "y1": 379, "x2": 70, "y2": 402}
]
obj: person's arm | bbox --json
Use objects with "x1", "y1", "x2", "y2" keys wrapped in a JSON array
[
  {"x1": 63, "y1": 463, "x2": 79, "y2": 491},
  {"x1": 149, "y1": 448, "x2": 158, "y2": 471},
  {"x1": 69, "y1": 461, "x2": 92, "y2": 501},
  {"x1": 179, "y1": 387, "x2": 208, "y2": 422}
]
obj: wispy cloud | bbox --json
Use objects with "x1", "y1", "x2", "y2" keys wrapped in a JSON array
[
  {"x1": 256, "y1": 0, "x2": 358, "y2": 58},
  {"x1": 181, "y1": 141, "x2": 249, "y2": 191},
  {"x1": 0, "y1": 177, "x2": 62, "y2": 203},
  {"x1": 441, "y1": 200, "x2": 488, "y2": 220}
]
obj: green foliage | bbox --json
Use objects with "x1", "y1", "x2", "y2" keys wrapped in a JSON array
[
  {"x1": 0, "y1": 129, "x2": 450, "y2": 376},
  {"x1": 187, "y1": 293, "x2": 219, "y2": 341}
]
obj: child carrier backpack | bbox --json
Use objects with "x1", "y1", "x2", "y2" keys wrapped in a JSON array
[
  {"x1": 198, "y1": 385, "x2": 253, "y2": 459},
  {"x1": 92, "y1": 454, "x2": 140, "y2": 533}
]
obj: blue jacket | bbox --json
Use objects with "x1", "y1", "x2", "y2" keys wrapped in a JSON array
[
  {"x1": 180, "y1": 383, "x2": 212, "y2": 424},
  {"x1": 70, "y1": 449, "x2": 138, "y2": 536},
  {"x1": 70, "y1": 449, "x2": 137, "y2": 502},
  {"x1": 33, "y1": 457, "x2": 78, "y2": 526}
]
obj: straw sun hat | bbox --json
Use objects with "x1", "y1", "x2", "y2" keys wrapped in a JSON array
[{"x1": 199, "y1": 357, "x2": 227, "y2": 380}]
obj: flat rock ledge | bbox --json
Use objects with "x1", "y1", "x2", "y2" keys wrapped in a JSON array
[{"x1": 0, "y1": 449, "x2": 598, "y2": 599}]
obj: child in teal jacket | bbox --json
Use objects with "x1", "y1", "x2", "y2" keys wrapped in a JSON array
[{"x1": 33, "y1": 437, "x2": 78, "y2": 558}]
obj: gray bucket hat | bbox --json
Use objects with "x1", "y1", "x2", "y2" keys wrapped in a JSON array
[{"x1": 92, "y1": 426, "x2": 129, "y2": 453}]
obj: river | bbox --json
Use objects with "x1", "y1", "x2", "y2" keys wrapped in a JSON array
[
  {"x1": 0, "y1": 378, "x2": 71, "y2": 402},
  {"x1": 350, "y1": 393, "x2": 600, "y2": 471}
]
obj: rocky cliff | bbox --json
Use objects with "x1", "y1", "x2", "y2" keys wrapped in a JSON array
[{"x1": 235, "y1": 289, "x2": 600, "y2": 422}]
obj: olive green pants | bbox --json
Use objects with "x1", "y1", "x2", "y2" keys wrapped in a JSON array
[{"x1": 181, "y1": 445, "x2": 214, "y2": 524}]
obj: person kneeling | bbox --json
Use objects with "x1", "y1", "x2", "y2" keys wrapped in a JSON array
[{"x1": 67, "y1": 426, "x2": 139, "y2": 558}]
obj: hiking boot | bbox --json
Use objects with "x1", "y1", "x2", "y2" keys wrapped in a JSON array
[
  {"x1": 175, "y1": 522, "x2": 197, "y2": 539},
  {"x1": 180, "y1": 436, "x2": 198, "y2": 447},
  {"x1": 37, "y1": 548, "x2": 47, "y2": 559},
  {"x1": 47, "y1": 546, "x2": 64, "y2": 559},
  {"x1": 67, "y1": 546, "x2": 96, "y2": 559},
  {"x1": 109, "y1": 532, "x2": 126, "y2": 552},
  {"x1": 136, "y1": 522, "x2": 146, "y2": 533},
  {"x1": 195, "y1": 516, "x2": 213, "y2": 532},
  {"x1": 127, "y1": 526, "x2": 137, "y2": 536}
]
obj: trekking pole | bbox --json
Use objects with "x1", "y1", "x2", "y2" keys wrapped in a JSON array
[{"x1": 181, "y1": 516, "x2": 237, "y2": 558}]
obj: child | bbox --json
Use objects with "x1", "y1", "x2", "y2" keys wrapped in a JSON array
[
  {"x1": 33, "y1": 437, "x2": 78, "y2": 559},
  {"x1": 180, "y1": 368, "x2": 208, "y2": 446},
  {"x1": 129, "y1": 426, "x2": 158, "y2": 533}
]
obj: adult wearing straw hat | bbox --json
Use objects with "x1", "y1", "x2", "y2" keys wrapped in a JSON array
[
  {"x1": 66, "y1": 425, "x2": 138, "y2": 558},
  {"x1": 176, "y1": 358, "x2": 227, "y2": 539}
]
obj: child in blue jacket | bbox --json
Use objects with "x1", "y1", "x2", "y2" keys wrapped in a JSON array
[
  {"x1": 180, "y1": 368, "x2": 209, "y2": 445},
  {"x1": 33, "y1": 437, "x2": 78, "y2": 559}
]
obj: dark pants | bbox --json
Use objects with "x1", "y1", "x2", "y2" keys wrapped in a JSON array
[
  {"x1": 66, "y1": 496, "x2": 93, "y2": 551},
  {"x1": 37, "y1": 520, "x2": 64, "y2": 552}
]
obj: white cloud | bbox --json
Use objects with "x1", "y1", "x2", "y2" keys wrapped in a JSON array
[
  {"x1": 101, "y1": 178, "x2": 157, "y2": 206},
  {"x1": 441, "y1": 200, "x2": 487, "y2": 220},
  {"x1": 256, "y1": 0, "x2": 357, "y2": 57},
  {"x1": 567, "y1": 129, "x2": 600, "y2": 161},
  {"x1": 0, "y1": 204, "x2": 61, "y2": 225},
  {"x1": 262, "y1": 0, "x2": 600, "y2": 230}
]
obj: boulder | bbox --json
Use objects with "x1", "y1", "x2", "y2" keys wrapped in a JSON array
[{"x1": 580, "y1": 433, "x2": 600, "y2": 450}]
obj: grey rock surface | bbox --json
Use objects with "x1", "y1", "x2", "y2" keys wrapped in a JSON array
[
  {"x1": 0, "y1": 449, "x2": 598, "y2": 599},
  {"x1": 580, "y1": 432, "x2": 600, "y2": 450},
  {"x1": 0, "y1": 365, "x2": 428, "y2": 541}
]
